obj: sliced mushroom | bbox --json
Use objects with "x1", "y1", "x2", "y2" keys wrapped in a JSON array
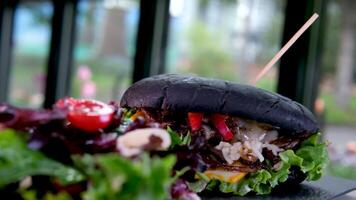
[{"x1": 116, "y1": 128, "x2": 171, "y2": 157}]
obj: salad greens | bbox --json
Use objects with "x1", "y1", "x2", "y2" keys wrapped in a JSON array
[
  {"x1": 0, "y1": 129, "x2": 177, "y2": 200},
  {"x1": 0, "y1": 125, "x2": 329, "y2": 198},
  {"x1": 191, "y1": 133, "x2": 329, "y2": 196},
  {"x1": 21, "y1": 190, "x2": 72, "y2": 200},
  {"x1": 0, "y1": 129, "x2": 84, "y2": 187},
  {"x1": 73, "y1": 153, "x2": 176, "y2": 200},
  {"x1": 167, "y1": 126, "x2": 192, "y2": 147}
]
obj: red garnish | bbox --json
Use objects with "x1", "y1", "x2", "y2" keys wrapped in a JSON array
[
  {"x1": 65, "y1": 99, "x2": 114, "y2": 132},
  {"x1": 55, "y1": 97, "x2": 78, "y2": 109},
  {"x1": 210, "y1": 114, "x2": 233, "y2": 141},
  {"x1": 188, "y1": 112, "x2": 203, "y2": 132}
]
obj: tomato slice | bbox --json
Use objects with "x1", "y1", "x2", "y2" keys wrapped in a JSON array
[
  {"x1": 188, "y1": 112, "x2": 203, "y2": 132},
  {"x1": 210, "y1": 114, "x2": 233, "y2": 141},
  {"x1": 66, "y1": 99, "x2": 114, "y2": 132}
]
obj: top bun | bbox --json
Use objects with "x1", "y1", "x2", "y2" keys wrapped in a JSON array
[{"x1": 120, "y1": 74, "x2": 319, "y2": 134}]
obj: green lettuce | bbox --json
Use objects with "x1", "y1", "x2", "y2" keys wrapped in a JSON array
[
  {"x1": 72, "y1": 153, "x2": 176, "y2": 200},
  {"x1": 0, "y1": 129, "x2": 84, "y2": 187},
  {"x1": 193, "y1": 133, "x2": 329, "y2": 196},
  {"x1": 167, "y1": 127, "x2": 191, "y2": 147},
  {"x1": 21, "y1": 190, "x2": 72, "y2": 200}
]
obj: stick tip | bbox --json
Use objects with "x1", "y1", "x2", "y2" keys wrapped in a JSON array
[{"x1": 312, "y1": 13, "x2": 319, "y2": 18}]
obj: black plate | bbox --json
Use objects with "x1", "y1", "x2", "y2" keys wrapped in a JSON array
[{"x1": 203, "y1": 176, "x2": 356, "y2": 200}]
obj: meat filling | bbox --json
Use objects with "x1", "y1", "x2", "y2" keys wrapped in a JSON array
[{"x1": 133, "y1": 108, "x2": 312, "y2": 172}]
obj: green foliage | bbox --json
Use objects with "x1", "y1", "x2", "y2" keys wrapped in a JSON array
[
  {"x1": 167, "y1": 127, "x2": 191, "y2": 147},
  {"x1": 10, "y1": 53, "x2": 131, "y2": 106},
  {"x1": 180, "y1": 21, "x2": 235, "y2": 81},
  {"x1": 191, "y1": 133, "x2": 329, "y2": 196},
  {"x1": 21, "y1": 190, "x2": 72, "y2": 200},
  {"x1": 21, "y1": 190, "x2": 37, "y2": 200},
  {"x1": 72, "y1": 153, "x2": 176, "y2": 200},
  {"x1": 328, "y1": 163, "x2": 356, "y2": 180},
  {"x1": 72, "y1": 57, "x2": 131, "y2": 101},
  {"x1": 258, "y1": 2, "x2": 285, "y2": 64},
  {"x1": 23, "y1": 4, "x2": 52, "y2": 26},
  {"x1": 122, "y1": 108, "x2": 136, "y2": 121},
  {"x1": 0, "y1": 129, "x2": 176, "y2": 199},
  {"x1": 204, "y1": 169, "x2": 272, "y2": 196},
  {"x1": 322, "y1": 2, "x2": 342, "y2": 75},
  {"x1": 296, "y1": 133, "x2": 330, "y2": 180},
  {"x1": 255, "y1": 77, "x2": 277, "y2": 92},
  {"x1": 321, "y1": 92, "x2": 356, "y2": 126},
  {"x1": 0, "y1": 129, "x2": 84, "y2": 188}
]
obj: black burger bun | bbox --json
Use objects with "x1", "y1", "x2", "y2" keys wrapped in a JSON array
[{"x1": 120, "y1": 74, "x2": 319, "y2": 134}]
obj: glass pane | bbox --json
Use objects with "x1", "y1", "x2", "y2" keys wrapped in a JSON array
[
  {"x1": 9, "y1": 1, "x2": 52, "y2": 107},
  {"x1": 319, "y1": 1, "x2": 356, "y2": 180},
  {"x1": 167, "y1": 0, "x2": 286, "y2": 91},
  {"x1": 72, "y1": 0, "x2": 139, "y2": 102}
]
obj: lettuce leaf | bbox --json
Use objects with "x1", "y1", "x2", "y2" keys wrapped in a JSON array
[
  {"x1": 296, "y1": 133, "x2": 329, "y2": 181},
  {"x1": 72, "y1": 153, "x2": 176, "y2": 200},
  {"x1": 21, "y1": 190, "x2": 72, "y2": 200},
  {"x1": 167, "y1": 127, "x2": 191, "y2": 147},
  {"x1": 0, "y1": 129, "x2": 84, "y2": 187},
  {"x1": 194, "y1": 133, "x2": 329, "y2": 196}
]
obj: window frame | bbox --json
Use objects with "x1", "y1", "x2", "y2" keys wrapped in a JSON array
[
  {"x1": 277, "y1": 0, "x2": 328, "y2": 111},
  {"x1": 44, "y1": 0, "x2": 78, "y2": 108},
  {"x1": 0, "y1": 0, "x2": 16, "y2": 102}
]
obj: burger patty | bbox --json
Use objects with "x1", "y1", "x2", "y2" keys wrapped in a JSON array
[{"x1": 170, "y1": 146, "x2": 262, "y2": 174}]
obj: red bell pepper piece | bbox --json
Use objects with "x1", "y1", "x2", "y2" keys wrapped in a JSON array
[
  {"x1": 210, "y1": 114, "x2": 233, "y2": 141},
  {"x1": 188, "y1": 112, "x2": 203, "y2": 132}
]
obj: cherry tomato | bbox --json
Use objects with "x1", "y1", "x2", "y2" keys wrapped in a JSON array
[
  {"x1": 55, "y1": 97, "x2": 78, "y2": 109},
  {"x1": 210, "y1": 114, "x2": 233, "y2": 141},
  {"x1": 188, "y1": 112, "x2": 203, "y2": 132},
  {"x1": 66, "y1": 99, "x2": 114, "y2": 132}
]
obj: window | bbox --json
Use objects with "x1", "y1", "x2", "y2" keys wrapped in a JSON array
[
  {"x1": 320, "y1": 0, "x2": 356, "y2": 181},
  {"x1": 71, "y1": 0, "x2": 140, "y2": 102},
  {"x1": 167, "y1": 0, "x2": 286, "y2": 91},
  {"x1": 9, "y1": 1, "x2": 52, "y2": 107}
]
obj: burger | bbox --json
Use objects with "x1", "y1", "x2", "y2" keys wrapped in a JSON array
[
  {"x1": 120, "y1": 74, "x2": 329, "y2": 196},
  {"x1": 0, "y1": 74, "x2": 328, "y2": 199}
]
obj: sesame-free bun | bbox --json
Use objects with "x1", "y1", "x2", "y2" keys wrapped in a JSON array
[{"x1": 121, "y1": 74, "x2": 319, "y2": 134}]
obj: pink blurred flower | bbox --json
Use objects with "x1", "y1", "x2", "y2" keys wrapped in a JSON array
[
  {"x1": 81, "y1": 80, "x2": 96, "y2": 98},
  {"x1": 77, "y1": 65, "x2": 92, "y2": 81}
]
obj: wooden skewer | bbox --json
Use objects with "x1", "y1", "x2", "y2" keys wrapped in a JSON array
[{"x1": 251, "y1": 13, "x2": 319, "y2": 85}]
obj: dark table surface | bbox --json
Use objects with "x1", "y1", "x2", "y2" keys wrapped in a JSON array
[{"x1": 203, "y1": 176, "x2": 356, "y2": 200}]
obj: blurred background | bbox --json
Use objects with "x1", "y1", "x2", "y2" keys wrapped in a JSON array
[{"x1": 1, "y1": 0, "x2": 356, "y2": 186}]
